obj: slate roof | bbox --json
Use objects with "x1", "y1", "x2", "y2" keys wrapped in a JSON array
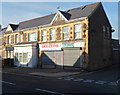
[
  {"x1": 0, "y1": 27, "x2": 7, "y2": 36},
  {"x1": 19, "y1": 2, "x2": 100, "y2": 30}
]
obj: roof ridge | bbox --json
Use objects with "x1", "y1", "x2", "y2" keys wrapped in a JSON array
[
  {"x1": 69, "y1": 2, "x2": 101, "y2": 11},
  {"x1": 19, "y1": 13, "x2": 56, "y2": 24}
]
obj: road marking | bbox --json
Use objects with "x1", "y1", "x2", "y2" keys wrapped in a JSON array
[
  {"x1": 64, "y1": 77, "x2": 74, "y2": 81},
  {"x1": 73, "y1": 78, "x2": 84, "y2": 81},
  {"x1": 95, "y1": 81, "x2": 107, "y2": 85},
  {"x1": 2, "y1": 81, "x2": 16, "y2": 85},
  {"x1": 108, "y1": 82, "x2": 118, "y2": 86},
  {"x1": 35, "y1": 88, "x2": 64, "y2": 95},
  {"x1": 57, "y1": 77, "x2": 63, "y2": 80},
  {"x1": 83, "y1": 79, "x2": 94, "y2": 83},
  {"x1": 116, "y1": 79, "x2": 120, "y2": 84}
]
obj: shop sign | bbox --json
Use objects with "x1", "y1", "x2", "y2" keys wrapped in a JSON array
[
  {"x1": 74, "y1": 42, "x2": 85, "y2": 47},
  {"x1": 62, "y1": 43, "x2": 74, "y2": 48},
  {"x1": 6, "y1": 47, "x2": 14, "y2": 51},
  {"x1": 40, "y1": 43, "x2": 62, "y2": 51}
]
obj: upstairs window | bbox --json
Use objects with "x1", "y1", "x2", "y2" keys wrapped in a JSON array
[
  {"x1": 28, "y1": 33, "x2": 37, "y2": 42},
  {"x1": 41, "y1": 30, "x2": 47, "y2": 42},
  {"x1": 8, "y1": 35, "x2": 11, "y2": 44},
  {"x1": 107, "y1": 27, "x2": 110, "y2": 38},
  {"x1": 103, "y1": 26, "x2": 110, "y2": 38},
  {"x1": 50, "y1": 28, "x2": 55, "y2": 41},
  {"x1": 15, "y1": 34, "x2": 19, "y2": 43},
  {"x1": 63, "y1": 26, "x2": 70, "y2": 40},
  {"x1": 74, "y1": 24, "x2": 82, "y2": 39},
  {"x1": 19, "y1": 35, "x2": 23, "y2": 43}
]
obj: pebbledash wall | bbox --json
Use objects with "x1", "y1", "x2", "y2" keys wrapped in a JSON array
[{"x1": 2, "y1": 2, "x2": 113, "y2": 71}]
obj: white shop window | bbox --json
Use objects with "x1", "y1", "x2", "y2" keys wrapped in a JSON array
[
  {"x1": 28, "y1": 33, "x2": 37, "y2": 42},
  {"x1": 50, "y1": 28, "x2": 55, "y2": 41},
  {"x1": 74, "y1": 24, "x2": 82, "y2": 39},
  {"x1": 41, "y1": 30, "x2": 47, "y2": 42},
  {"x1": 63, "y1": 26, "x2": 70, "y2": 40},
  {"x1": 16, "y1": 53, "x2": 28, "y2": 63}
]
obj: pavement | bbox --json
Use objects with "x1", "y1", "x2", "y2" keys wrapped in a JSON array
[{"x1": 2, "y1": 66, "x2": 86, "y2": 77}]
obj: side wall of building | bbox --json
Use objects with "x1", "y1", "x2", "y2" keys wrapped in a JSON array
[{"x1": 88, "y1": 3, "x2": 112, "y2": 71}]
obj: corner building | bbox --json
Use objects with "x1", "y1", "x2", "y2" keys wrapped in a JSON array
[{"x1": 2, "y1": 2, "x2": 113, "y2": 71}]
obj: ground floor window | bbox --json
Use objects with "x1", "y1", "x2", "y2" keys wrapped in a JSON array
[
  {"x1": 15, "y1": 52, "x2": 28, "y2": 63},
  {"x1": 8, "y1": 51, "x2": 12, "y2": 58}
]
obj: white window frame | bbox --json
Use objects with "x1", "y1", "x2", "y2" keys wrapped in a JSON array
[
  {"x1": 8, "y1": 36, "x2": 11, "y2": 44},
  {"x1": 28, "y1": 32, "x2": 37, "y2": 42},
  {"x1": 19, "y1": 35, "x2": 23, "y2": 43},
  {"x1": 63, "y1": 26, "x2": 70, "y2": 40},
  {"x1": 74, "y1": 24, "x2": 82, "y2": 39},
  {"x1": 8, "y1": 51, "x2": 11, "y2": 58},
  {"x1": 50, "y1": 28, "x2": 55, "y2": 41},
  {"x1": 17, "y1": 52, "x2": 28, "y2": 63},
  {"x1": 41, "y1": 30, "x2": 47, "y2": 42},
  {"x1": 16, "y1": 34, "x2": 19, "y2": 43}
]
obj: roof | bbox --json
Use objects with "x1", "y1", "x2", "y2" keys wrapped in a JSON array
[
  {"x1": 0, "y1": 27, "x2": 7, "y2": 36},
  {"x1": 19, "y1": 2, "x2": 100, "y2": 30},
  {"x1": 9, "y1": 24, "x2": 18, "y2": 31}
]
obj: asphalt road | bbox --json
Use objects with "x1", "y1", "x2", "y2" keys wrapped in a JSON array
[{"x1": 1, "y1": 65, "x2": 120, "y2": 95}]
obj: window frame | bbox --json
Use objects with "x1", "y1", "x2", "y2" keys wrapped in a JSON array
[
  {"x1": 74, "y1": 24, "x2": 82, "y2": 39},
  {"x1": 50, "y1": 28, "x2": 55, "y2": 41},
  {"x1": 41, "y1": 29, "x2": 47, "y2": 42},
  {"x1": 8, "y1": 35, "x2": 11, "y2": 44},
  {"x1": 15, "y1": 34, "x2": 19, "y2": 43},
  {"x1": 19, "y1": 35, "x2": 23, "y2": 43},
  {"x1": 63, "y1": 26, "x2": 70, "y2": 40},
  {"x1": 28, "y1": 32, "x2": 37, "y2": 42}
]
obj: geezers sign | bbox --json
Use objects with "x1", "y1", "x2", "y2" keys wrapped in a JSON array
[
  {"x1": 40, "y1": 41, "x2": 85, "y2": 51},
  {"x1": 39, "y1": 43, "x2": 62, "y2": 51}
]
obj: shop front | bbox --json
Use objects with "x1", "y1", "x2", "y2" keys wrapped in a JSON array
[
  {"x1": 39, "y1": 43, "x2": 62, "y2": 68},
  {"x1": 14, "y1": 43, "x2": 39, "y2": 67},
  {"x1": 39, "y1": 40, "x2": 85, "y2": 69}
]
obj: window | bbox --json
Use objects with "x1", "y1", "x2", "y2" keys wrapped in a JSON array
[
  {"x1": 16, "y1": 53, "x2": 28, "y2": 63},
  {"x1": 8, "y1": 51, "x2": 11, "y2": 58},
  {"x1": 74, "y1": 24, "x2": 82, "y2": 39},
  {"x1": 63, "y1": 26, "x2": 70, "y2": 40},
  {"x1": 19, "y1": 35, "x2": 23, "y2": 43},
  {"x1": 28, "y1": 33, "x2": 37, "y2": 42},
  {"x1": 23, "y1": 53, "x2": 28, "y2": 63},
  {"x1": 50, "y1": 28, "x2": 55, "y2": 41},
  {"x1": 15, "y1": 34, "x2": 19, "y2": 43},
  {"x1": 107, "y1": 27, "x2": 110, "y2": 38},
  {"x1": 103, "y1": 26, "x2": 106, "y2": 32},
  {"x1": 8, "y1": 36, "x2": 11, "y2": 44},
  {"x1": 41, "y1": 30, "x2": 47, "y2": 42},
  {"x1": 103, "y1": 26, "x2": 110, "y2": 38}
]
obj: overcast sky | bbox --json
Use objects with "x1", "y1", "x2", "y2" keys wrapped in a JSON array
[{"x1": 1, "y1": 2, "x2": 118, "y2": 39}]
